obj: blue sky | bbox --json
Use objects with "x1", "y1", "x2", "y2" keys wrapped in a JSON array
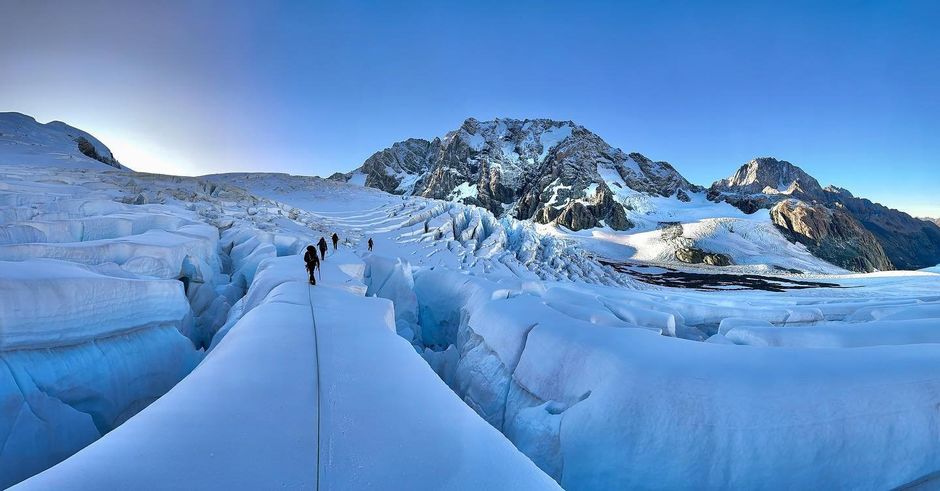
[{"x1": 1, "y1": 0, "x2": 938, "y2": 216}]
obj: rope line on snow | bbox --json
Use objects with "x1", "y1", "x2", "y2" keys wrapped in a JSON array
[{"x1": 307, "y1": 284, "x2": 322, "y2": 490}]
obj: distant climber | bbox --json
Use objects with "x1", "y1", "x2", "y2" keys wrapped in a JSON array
[
  {"x1": 317, "y1": 236, "x2": 328, "y2": 260},
  {"x1": 367, "y1": 237, "x2": 374, "y2": 251},
  {"x1": 304, "y1": 245, "x2": 320, "y2": 285},
  {"x1": 331, "y1": 232, "x2": 339, "y2": 251}
]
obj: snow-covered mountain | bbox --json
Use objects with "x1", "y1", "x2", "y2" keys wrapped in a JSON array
[
  {"x1": 340, "y1": 117, "x2": 700, "y2": 231},
  {"x1": 342, "y1": 121, "x2": 938, "y2": 273},
  {"x1": 0, "y1": 112, "x2": 125, "y2": 170},
  {"x1": 708, "y1": 157, "x2": 826, "y2": 210},
  {"x1": 709, "y1": 157, "x2": 940, "y2": 271}
]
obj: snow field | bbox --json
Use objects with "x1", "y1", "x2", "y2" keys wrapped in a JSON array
[
  {"x1": 0, "y1": 112, "x2": 125, "y2": 170},
  {"x1": 556, "y1": 189, "x2": 847, "y2": 274}
]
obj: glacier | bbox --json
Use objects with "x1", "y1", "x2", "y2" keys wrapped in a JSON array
[{"x1": 2, "y1": 135, "x2": 940, "y2": 489}]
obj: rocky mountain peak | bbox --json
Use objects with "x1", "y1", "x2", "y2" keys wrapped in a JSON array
[
  {"x1": 346, "y1": 117, "x2": 700, "y2": 232},
  {"x1": 707, "y1": 155, "x2": 940, "y2": 271},
  {"x1": 824, "y1": 185, "x2": 854, "y2": 198},
  {"x1": 712, "y1": 157, "x2": 823, "y2": 197}
]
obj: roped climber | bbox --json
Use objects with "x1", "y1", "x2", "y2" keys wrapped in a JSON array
[
  {"x1": 317, "y1": 236, "x2": 328, "y2": 260},
  {"x1": 304, "y1": 245, "x2": 320, "y2": 285}
]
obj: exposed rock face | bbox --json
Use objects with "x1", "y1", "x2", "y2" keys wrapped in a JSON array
[
  {"x1": 712, "y1": 157, "x2": 825, "y2": 198},
  {"x1": 357, "y1": 138, "x2": 440, "y2": 193},
  {"x1": 710, "y1": 157, "x2": 940, "y2": 271},
  {"x1": 770, "y1": 200, "x2": 892, "y2": 272},
  {"x1": 346, "y1": 117, "x2": 699, "y2": 232},
  {"x1": 830, "y1": 193, "x2": 940, "y2": 270},
  {"x1": 657, "y1": 223, "x2": 733, "y2": 267},
  {"x1": 75, "y1": 136, "x2": 121, "y2": 168}
]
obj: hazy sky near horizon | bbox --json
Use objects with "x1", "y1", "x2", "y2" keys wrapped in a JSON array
[{"x1": 1, "y1": 0, "x2": 938, "y2": 216}]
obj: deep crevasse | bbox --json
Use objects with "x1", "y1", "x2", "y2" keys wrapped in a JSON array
[
  {"x1": 16, "y1": 250, "x2": 559, "y2": 490},
  {"x1": 0, "y1": 168, "x2": 316, "y2": 487}
]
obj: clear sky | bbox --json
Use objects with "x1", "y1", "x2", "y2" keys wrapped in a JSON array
[{"x1": 1, "y1": 0, "x2": 938, "y2": 216}]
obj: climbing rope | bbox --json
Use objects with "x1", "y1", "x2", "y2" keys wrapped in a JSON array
[{"x1": 307, "y1": 284, "x2": 322, "y2": 490}]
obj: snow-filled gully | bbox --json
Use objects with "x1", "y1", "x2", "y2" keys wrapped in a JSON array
[{"x1": 362, "y1": 254, "x2": 940, "y2": 490}]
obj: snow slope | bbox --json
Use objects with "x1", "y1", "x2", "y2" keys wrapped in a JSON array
[
  {"x1": 547, "y1": 189, "x2": 846, "y2": 274},
  {"x1": 0, "y1": 112, "x2": 124, "y2": 170}
]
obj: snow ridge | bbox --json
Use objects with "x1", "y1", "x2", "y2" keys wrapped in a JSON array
[{"x1": 0, "y1": 112, "x2": 124, "y2": 170}]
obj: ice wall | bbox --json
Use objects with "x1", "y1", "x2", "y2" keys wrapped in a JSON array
[
  {"x1": 0, "y1": 171, "x2": 267, "y2": 486},
  {"x1": 396, "y1": 267, "x2": 940, "y2": 489},
  {"x1": 0, "y1": 260, "x2": 201, "y2": 488}
]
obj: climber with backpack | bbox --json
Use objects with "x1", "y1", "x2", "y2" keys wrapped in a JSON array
[
  {"x1": 317, "y1": 236, "x2": 328, "y2": 260},
  {"x1": 304, "y1": 245, "x2": 320, "y2": 285}
]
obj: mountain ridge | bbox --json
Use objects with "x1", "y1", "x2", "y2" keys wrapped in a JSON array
[
  {"x1": 344, "y1": 119, "x2": 940, "y2": 272},
  {"x1": 341, "y1": 117, "x2": 699, "y2": 232},
  {"x1": 710, "y1": 157, "x2": 940, "y2": 270}
]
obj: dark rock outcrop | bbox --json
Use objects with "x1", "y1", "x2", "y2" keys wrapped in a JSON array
[
  {"x1": 830, "y1": 195, "x2": 940, "y2": 270},
  {"x1": 675, "y1": 247, "x2": 732, "y2": 266},
  {"x1": 75, "y1": 136, "x2": 121, "y2": 168}
]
